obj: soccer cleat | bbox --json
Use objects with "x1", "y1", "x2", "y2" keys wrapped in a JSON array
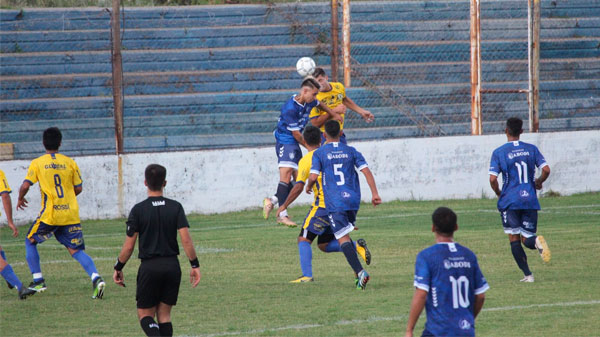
[
  {"x1": 520, "y1": 275, "x2": 534, "y2": 283},
  {"x1": 18, "y1": 286, "x2": 36, "y2": 300},
  {"x1": 27, "y1": 280, "x2": 47, "y2": 293},
  {"x1": 263, "y1": 198, "x2": 274, "y2": 219},
  {"x1": 535, "y1": 236, "x2": 551, "y2": 263},
  {"x1": 277, "y1": 216, "x2": 297, "y2": 228},
  {"x1": 356, "y1": 239, "x2": 372, "y2": 265},
  {"x1": 357, "y1": 270, "x2": 370, "y2": 290},
  {"x1": 92, "y1": 277, "x2": 105, "y2": 299},
  {"x1": 289, "y1": 276, "x2": 314, "y2": 283}
]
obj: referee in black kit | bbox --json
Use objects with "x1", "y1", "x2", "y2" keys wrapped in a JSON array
[{"x1": 113, "y1": 164, "x2": 201, "y2": 337}]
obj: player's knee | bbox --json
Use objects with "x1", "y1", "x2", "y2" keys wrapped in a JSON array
[
  {"x1": 297, "y1": 236, "x2": 312, "y2": 244},
  {"x1": 25, "y1": 237, "x2": 36, "y2": 245}
]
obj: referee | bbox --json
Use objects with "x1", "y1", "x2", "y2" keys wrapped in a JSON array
[{"x1": 113, "y1": 164, "x2": 201, "y2": 337}]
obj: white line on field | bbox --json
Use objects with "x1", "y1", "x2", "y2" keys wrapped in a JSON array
[{"x1": 188, "y1": 300, "x2": 600, "y2": 337}]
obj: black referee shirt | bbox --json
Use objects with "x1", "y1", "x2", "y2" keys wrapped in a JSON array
[{"x1": 126, "y1": 196, "x2": 189, "y2": 260}]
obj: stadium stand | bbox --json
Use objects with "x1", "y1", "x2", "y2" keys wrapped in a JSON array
[{"x1": 1, "y1": 1, "x2": 598, "y2": 159}]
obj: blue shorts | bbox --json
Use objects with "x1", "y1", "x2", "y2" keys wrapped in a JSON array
[
  {"x1": 26, "y1": 221, "x2": 86, "y2": 250},
  {"x1": 500, "y1": 209, "x2": 538, "y2": 238},
  {"x1": 276, "y1": 141, "x2": 302, "y2": 169},
  {"x1": 327, "y1": 210, "x2": 357, "y2": 240}
]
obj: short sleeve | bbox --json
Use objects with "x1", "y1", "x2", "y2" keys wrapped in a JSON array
[
  {"x1": 0, "y1": 171, "x2": 11, "y2": 195},
  {"x1": 177, "y1": 203, "x2": 190, "y2": 229},
  {"x1": 535, "y1": 146, "x2": 548, "y2": 169},
  {"x1": 296, "y1": 156, "x2": 310, "y2": 184},
  {"x1": 72, "y1": 160, "x2": 83, "y2": 187},
  {"x1": 309, "y1": 106, "x2": 323, "y2": 120},
  {"x1": 310, "y1": 150, "x2": 322, "y2": 176},
  {"x1": 473, "y1": 258, "x2": 490, "y2": 295},
  {"x1": 353, "y1": 148, "x2": 368, "y2": 171},
  {"x1": 126, "y1": 206, "x2": 138, "y2": 237},
  {"x1": 489, "y1": 150, "x2": 501, "y2": 176},
  {"x1": 414, "y1": 252, "x2": 431, "y2": 292},
  {"x1": 25, "y1": 161, "x2": 39, "y2": 185}
]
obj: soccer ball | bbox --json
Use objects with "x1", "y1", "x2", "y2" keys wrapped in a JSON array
[{"x1": 296, "y1": 57, "x2": 316, "y2": 77}]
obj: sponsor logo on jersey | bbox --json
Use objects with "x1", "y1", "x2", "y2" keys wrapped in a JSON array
[
  {"x1": 507, "y1": 151, "x2": 530, "y2": 160},
  {"x1": 443, "y1": 258, "x2": 471, "y2": 270},
  {"x1": 459, "y1": 320, "x2": 472, "y2": 330},
  {"x1": 44, "y1": 163, "x2": 67, "y2": 170},
  {"x1": 520, "y1": 190, "x2": 530, "y2": 197},
  {"x1": 327, "y1": 152, "x2": 349, "y2": 160},
  {"x1": 53, "y1": 204, "x2": 70, "y2": 210},
  {"x1": 152, "y1": 200, "x2": 165, "y2": 207}
]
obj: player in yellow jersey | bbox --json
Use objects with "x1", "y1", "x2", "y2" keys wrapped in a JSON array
[
  {"x1": 309, "y1": 67, "x2": 375, "y2": 144},
  {"x1": 275, "y1": 126, "x2": 371, "y2": 283},
  {"x1": 16, "y1": 127, "x2": 105, "y2": 299},
  {"x1": 0, "y1": 169, "x2": 34, "y2": 299}
]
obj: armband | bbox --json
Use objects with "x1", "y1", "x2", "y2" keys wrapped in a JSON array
[
  {"x1": 189, "y1": 258, "x2": 200, "y2": 269},
  {"x1": 114, "y1": 258, "x2": 126, "y2": 271}
]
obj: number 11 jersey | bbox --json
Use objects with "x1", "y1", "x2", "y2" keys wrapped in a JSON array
[
  {"x1": 414, "y1": 242, "x2": 489, "y2": 337},
  {"x1": 489, "y1": 141, "x2": 548, "y2": 210}
]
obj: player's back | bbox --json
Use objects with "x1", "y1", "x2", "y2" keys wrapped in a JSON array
[
  {"x1": 26, "y1": 153, "x2": 82, "y2": 225},
  {"x1": 489, "y1": 141, "x2": 547, "y2": 210},
  {"x1": 312, "y1": 142, "x2": 368, "y2": 212},
  {"x1": 415, "y1": 242, "x2": 489, "y2": 337}
]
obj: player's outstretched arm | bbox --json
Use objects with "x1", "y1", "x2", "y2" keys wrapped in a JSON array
[
  {"x1": 179, "y1": 227, "x2": 201, "y2": 288},
  {"x1": 1, "y1": 193, "x2": 17, "y2": 237},
  {"x1": 276, "y1": 182, "x2": 305, "y2": 218},
  {"x1": 405, "y1": 288, "x2": 427, "y2": 337},
  {"x1": 360, "y1": 167, "x2": 381, "y2": 206},
  {"x1": 489, "y1": 175, "x2": 501, "y2": 197},
  {"x1": 474, "y1": 293, "x2": 486, "y2": 318},
  {"x1": 114, "y1": 233, "x2": 137, "y2": 287},
  {"x1": 343, "y1": 96, "x2": 374, "y2": 122},
  {"x1": 318, "y1": 101, "x2": 343, "y2": 123},
  {"x1": 16, "y1": 181, "x2": 31, "y2": 210},
  {"x1": 535, "y1": 165, "x2": 551, "y2": 190}
]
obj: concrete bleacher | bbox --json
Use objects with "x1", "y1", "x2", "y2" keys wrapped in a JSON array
[{"x1": 1, "y1": 0, "x2": 599, "y2": 159}]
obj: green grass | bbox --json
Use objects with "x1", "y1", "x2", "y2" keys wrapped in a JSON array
[{"x1": 1, "y1": 192, "x2": 599, "y2": 336}]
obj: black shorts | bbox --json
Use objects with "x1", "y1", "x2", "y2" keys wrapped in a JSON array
[
  {"x1": 136, "y1": 256, "x2": 182, "y2": 309},
  {"x1": 298, "y1": 226, "x2": 336, "y2": 245}
]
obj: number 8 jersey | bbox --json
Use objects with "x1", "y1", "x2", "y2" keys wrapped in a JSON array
[
  {"x1": 489, "y1": 141, "x2": 548, "y2": 210},
  {"x1": 25, "y1": 153, "x2": 83, "y2": 225},
  {"x1": 310, "y1": 142, "x2": 368, "y2": 212},
  {"x1": 414, "y1": 242, "x2": 489, "y2": 337}
]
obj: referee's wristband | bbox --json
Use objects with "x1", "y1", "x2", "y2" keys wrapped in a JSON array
[
  {"x1": 114, "y1": 258, "x2": 126, "y2": 271},
  {"x1": 189, "y1": 258, "x2": 200, "y2": 269}
]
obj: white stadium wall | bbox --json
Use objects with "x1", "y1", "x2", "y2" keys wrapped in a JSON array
[{"x1": 1, "y1": 130, "x2": 598, "y2": 225}]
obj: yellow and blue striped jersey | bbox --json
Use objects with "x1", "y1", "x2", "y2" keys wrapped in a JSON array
[
  {"x1": 296, "y1": 150, "x2": 325, "y2": 208},
  {"x1": 309, "y1": 82, "x2": 347, "y2": 132},
  {"x1": 25, "y1": 153, "x2": 82, "y2": 226},
  {"x1": 0, "y1": 169, "x2": 11, "y2": 218}
]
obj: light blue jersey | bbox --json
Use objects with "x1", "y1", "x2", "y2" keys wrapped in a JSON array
[
  {"x1": 489, "y1": 141, "x2": 548, "y2": 210},
  {"x1": 414, "y1": 242, "x2": 489, "y2": 337},
  {"x1": 310, "y1": 142, "x2": 368, "y2": 212},
  {"x1": 274, "y1": 95, "x2": 320, "y2": 145}
]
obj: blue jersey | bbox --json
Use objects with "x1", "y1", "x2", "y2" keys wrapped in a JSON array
[
  {"x1": 310, "y1": 142, "x2": 368, "y2": 212},
  {"x1": 414, "y1": 242, "x2": 489, "y2": 337},
  {"x1": 274, "y1": 95, "x2": 320, "y2": 145},
  {"x1": 489, "y1": 141, "x2": 548, "y2": 210}
]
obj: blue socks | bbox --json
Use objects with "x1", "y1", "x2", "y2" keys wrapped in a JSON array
[
  {"x1": 324, "y1": 240, "x2": 357, "y2": 253},
  {"x1": 341, "y1": 241, "x2": 363, "y2": 274},
  {"x1": 298, "y1": 241, "x2": 313, "y2": 277},
  {"x1": 0, "y1": 250, "x2": 6, "y2": 260},
  {"x1": 25, "y1": 239, "x2": 43, "y2": 282},
  {"x1": 510, "y1": 241, "x2": 531, "y2": 276},
  {"x1": 523, "y1": 236, "x2": 537, "y2": 250},
  {"x1": 1, "y1": 264, "x2": 23, "y2": 291},
  {"x1": 72, "y1": 250, "x2": 100, "y2": 281}
]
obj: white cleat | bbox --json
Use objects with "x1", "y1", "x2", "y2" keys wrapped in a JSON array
[
  {"x1": 535, "y1": 236, "x2": 551, "y2": 263},
  {"x1": 520, "y1": 275, "x2": 534, "y2": 283}
]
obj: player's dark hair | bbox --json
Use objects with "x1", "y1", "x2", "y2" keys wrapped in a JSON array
[
  {"x1": 324, "y1": 119, "x2": 341, "y2": 139},
  {"x1": 301, "y1": 77, "x2": 320, "y2": 90},
  {"x1": 506, "y1": 117, "x2": 523, "y2": 137},
  {"x1": 43, "y1": 127, "x2": 62, "y2": 151},
  {"x1": 145, "y1": 164, "x2": 167, "y2": 192},
  {"x1": 313, "y1": 67, "x2": 327, "y2": 78},
  {"x1": 432, "y1": 207, "x2": 457, "y2": 236},
  {"x1": 303, "y1": 125, "x2": 321, "y2": 146}
]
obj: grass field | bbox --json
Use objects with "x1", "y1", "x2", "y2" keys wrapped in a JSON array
[{"x1": 1, "y1": 192, "x2": 599, "y2": 336}]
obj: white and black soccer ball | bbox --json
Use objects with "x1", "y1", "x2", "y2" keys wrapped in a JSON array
[{"x1": 296, "y1": 57, "x2": 316, "y2": 77}]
